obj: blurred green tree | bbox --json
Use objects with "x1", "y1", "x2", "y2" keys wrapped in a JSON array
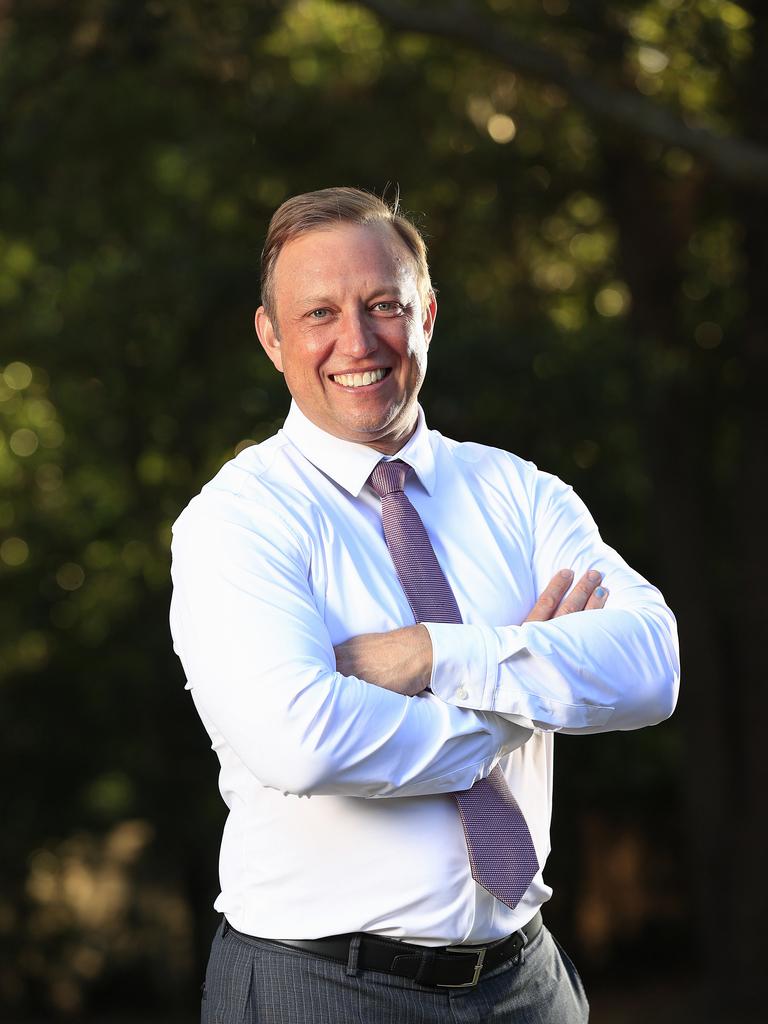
[{"x1": 1, "y1": 0, "x2": 764, "y2": 1018}]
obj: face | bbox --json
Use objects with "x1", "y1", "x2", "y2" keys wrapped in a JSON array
[{"x1": 255, "y1": 222, "x2": 436, "y2": 454}]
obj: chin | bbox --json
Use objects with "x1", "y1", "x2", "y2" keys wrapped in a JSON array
[{"x1": 353, "y1": 414, "x2": 402, "y2": 439}]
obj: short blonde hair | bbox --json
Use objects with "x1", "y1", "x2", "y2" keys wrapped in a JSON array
[{"x1": 260, "y1": 186, "x2": 432, "y2": 319}]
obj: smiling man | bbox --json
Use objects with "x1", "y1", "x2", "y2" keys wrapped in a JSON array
[
  {"x1": 170, "y1": 187, "x2": 680, "y2": 1023},
  {"x1": 254, "y1": 211, "x2": 435, "y2": 453}
]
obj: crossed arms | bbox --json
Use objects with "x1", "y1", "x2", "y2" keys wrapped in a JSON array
[
  {"x1": 170, "y1": 469, "x2": 679, "y2": 799},
  {"x1": 335, "y1": 568, "x2": 609, "y2": 698}
]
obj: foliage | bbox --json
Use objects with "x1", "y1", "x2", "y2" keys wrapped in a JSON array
[{"x1": 1, "y1": 0, "x2": 763, "y2": 1016}]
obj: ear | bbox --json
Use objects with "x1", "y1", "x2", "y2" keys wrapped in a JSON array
[
  {"x1": 255, "y1": 306, "x2": 284, "y2": 373},
  {"x1": 422, "y1": 290, "x2": 437, "y2": 347}
]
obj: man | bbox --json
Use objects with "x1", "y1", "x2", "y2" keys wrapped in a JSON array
[{"x1": 170, "y1": 186, "x2": 679, "y2": 1023}]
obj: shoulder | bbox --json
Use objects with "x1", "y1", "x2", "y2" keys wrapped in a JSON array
[
  {"x1": 427, "y1": 426, "x2": 577, "y2": 516},
  {"x1": 171, "y1": 431, "x2": 311, "y2": 557},
  {"x1": 428, "y1": 427, "x2": 538, "y2": 489}
]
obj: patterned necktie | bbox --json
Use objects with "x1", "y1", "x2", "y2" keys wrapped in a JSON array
[{"x1": 369, "y1": 459, "x2": 538, "y2": 910}]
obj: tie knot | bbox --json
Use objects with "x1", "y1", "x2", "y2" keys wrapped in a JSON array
[{"x1": 369, "y1": 459, "x2": 410, "y2": 498}]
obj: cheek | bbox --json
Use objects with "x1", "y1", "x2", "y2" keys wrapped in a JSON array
[
  {"x1": 388, "y1": 320, "x2": 422, "y2": 357},
  {"x1": 283, "y1": 337, "x2": 328, "y2": 377},
  {"x1": 404, "y1": 335, "x2": 429, "y2": 378}
]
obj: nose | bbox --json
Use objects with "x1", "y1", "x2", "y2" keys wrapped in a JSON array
[{"x1": 336, "y1": 308, "x2": 376, "y2": 358}]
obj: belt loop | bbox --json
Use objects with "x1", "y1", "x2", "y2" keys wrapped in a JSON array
[
  {"x1": 414, "y1": 949, "x2": 437, "y2": 985},
  {"x1": 515, "y1": 927, "x2": 528, "y2": 966},
  {"x1": 345, "y1": 935, "x2": 362, "y2": 976}
]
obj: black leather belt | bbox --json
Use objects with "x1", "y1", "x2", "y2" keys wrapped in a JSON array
[{"x1": 227, "y1": 911, "x2": 542, "y2": 989}]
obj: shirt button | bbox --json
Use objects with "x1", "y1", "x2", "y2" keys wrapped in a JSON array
[{"x1": 456, "y1": 685, "x2": 469, "y2": 701}]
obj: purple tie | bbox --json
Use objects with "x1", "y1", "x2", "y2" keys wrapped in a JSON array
[
  {"x1": 369, "y1": 459, "x2": 538, "y2": 910},
  {"x1": 368, "y1": 460, "x2": 536, "y2": 909}
]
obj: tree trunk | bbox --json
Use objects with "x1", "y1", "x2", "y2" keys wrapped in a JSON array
[
  {"x1": 721, "y1": 7, "x2": 768, "y2": 1014},
  {"x1": 598, "y1": 145, "x2": 740, "y2": 1015}
]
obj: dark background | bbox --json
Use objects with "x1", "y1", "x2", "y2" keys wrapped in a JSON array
[{"x1": 2, "y1": 1, "x2": 766, "y2": 1021}]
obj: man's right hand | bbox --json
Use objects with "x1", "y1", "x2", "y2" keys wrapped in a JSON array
[{"x1": 525, "y1": 568, "x2": 608, "y2": 622}]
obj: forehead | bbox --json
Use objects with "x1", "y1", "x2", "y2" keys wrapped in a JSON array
[{"x1": 272, "y1": 222, "x2": 417, "y2": 301}]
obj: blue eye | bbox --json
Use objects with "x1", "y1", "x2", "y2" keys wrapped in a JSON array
[
  {"x1": 309, "y1": 308, "x2": 329, "y2": 319},
  {"x1": 372, "y1": 301, "x2": 403, "y2": 314}
]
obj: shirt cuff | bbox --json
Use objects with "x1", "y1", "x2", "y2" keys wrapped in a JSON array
[
  {"x1": 493, "y1": 623, "x2": 615, "y2": 729},
  {"x1": 424, "y1": 622, "x2": 499, "y2": 709},
  {"x1": 426, "y1": 621, "x2": 614, "y2": 731}
]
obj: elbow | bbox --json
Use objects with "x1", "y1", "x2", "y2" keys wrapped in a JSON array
[
  {"x1": 648, "y1": 675, "x2": 679, "y2": 725},
  {"x1": 257, "y1": 739, "x2": 387, "y2": 799},
  {"x1": 634, "y1": 612, "x2": 681, "y2": 727},
  {"x1": 661, "y1": 668, "x2": 680, "y2": 721},
  {"x1": 631, "y1": 665, "x2": 680, "y2": 729},
  {"x1": 260, "y1": 747, "x2": 338, "y2": 797},
  {"x1": 256, "y1": 721, "x2": 362, "y2": 796},
  {"x1": 660, "y1": 659, "x2": 681, "y2": 721},
  {"x1": 652, "y1": 628, "x2": 681, "y2": 724}
]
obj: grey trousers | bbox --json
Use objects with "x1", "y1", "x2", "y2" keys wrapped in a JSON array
[{"x1": 201, "y1": 917, "x2": 589, "y2": 1023}]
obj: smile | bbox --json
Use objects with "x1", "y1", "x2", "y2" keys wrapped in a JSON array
[{"x1": 329, "y1": 368, "x2": 391, "y2": 389}]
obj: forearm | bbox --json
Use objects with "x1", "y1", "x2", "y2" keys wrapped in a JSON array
[{"x1": 334, "y1": 624, "x2": 433, "y2": 696}]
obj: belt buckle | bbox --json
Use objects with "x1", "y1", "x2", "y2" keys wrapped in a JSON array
[{"x1": 437, "y1": 945, "x2": 486, "y2": 988}]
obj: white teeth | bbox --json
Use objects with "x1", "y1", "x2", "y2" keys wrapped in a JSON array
[{"x1": 333, "y1": 368, "x2": 386, "y2": 388}]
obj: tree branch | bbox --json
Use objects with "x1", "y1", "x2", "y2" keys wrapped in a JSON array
[{"x1": 340, "y1": 0, "x2": 768, "y2": 190}]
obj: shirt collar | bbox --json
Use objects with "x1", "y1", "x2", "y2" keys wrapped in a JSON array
[{"x1": 281, "y1": 401, "x2": 436, "y2": 498}]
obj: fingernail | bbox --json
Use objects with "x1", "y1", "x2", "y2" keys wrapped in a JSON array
[
  {"x1": 587, "y1": 570, "x2": 603, "y2": 582},
  {"x1": 595, "y1": 586, "x2": 607, "y2": 598},
  {"x1": 559, "y1": 569, "x2": 573, "y2": 579}
]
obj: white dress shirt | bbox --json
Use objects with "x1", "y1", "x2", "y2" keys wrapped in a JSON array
[{"x1": 169, "y1": 402, "x2": 679, "y2": 946}]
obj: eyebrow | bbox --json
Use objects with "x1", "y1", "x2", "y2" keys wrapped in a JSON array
[
  {"x1": 291, "y1": 294, "x2": 333, "y2": 308},
  {"x1": 291, "y1": 285, "x2": 407, "y2": 307}
]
